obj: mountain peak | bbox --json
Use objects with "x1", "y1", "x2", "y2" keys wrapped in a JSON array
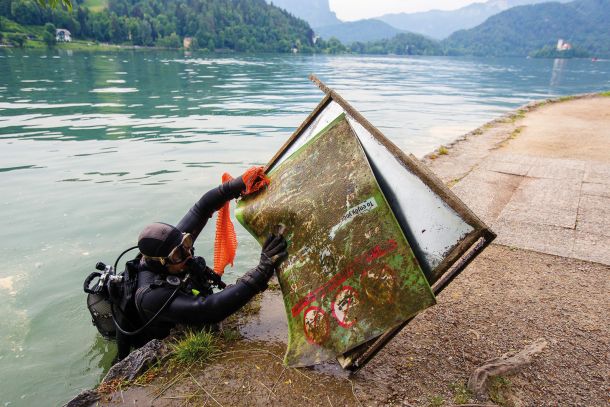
[{"x1": 267, "y1": 0, "x2": 340, "y2": 28}]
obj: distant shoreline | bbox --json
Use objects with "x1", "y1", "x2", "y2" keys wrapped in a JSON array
[{"x1": 1, "y1": 44, "x2": 608, "y2": 61}]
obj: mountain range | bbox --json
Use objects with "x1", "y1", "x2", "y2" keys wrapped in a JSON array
[
  {"x1": 378, "y1": 0, "x2": 573, "y2": 39},
  {"x1": 270, "y1": 0, "x2": 578, "y2": 43},
  {"x1": 444, "y1": 0, "x2": 610, "y2": 56}
]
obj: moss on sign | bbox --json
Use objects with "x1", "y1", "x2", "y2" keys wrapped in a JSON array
[{"x1": 236, "y1": 114, "x2": 435, "y2": 366}]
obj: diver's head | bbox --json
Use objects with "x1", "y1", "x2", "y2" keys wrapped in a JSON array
[{"x1": 138, "y1": 222, "x2": 193, "y2": 273}]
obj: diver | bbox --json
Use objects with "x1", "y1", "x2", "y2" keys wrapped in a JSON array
[{"x1": 112, "y1": 167, "x2": 288, "y2": 360}]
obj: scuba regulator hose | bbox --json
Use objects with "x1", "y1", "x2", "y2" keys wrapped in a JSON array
[
  {"x1": 111, "y1": 284, "x2": 182, "y2": 336},
  {"x1": 109, "y1": 245, "x2": 184, "y2": 337}
]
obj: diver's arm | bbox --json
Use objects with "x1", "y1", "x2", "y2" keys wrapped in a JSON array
[
  {"x1": 175, "y1": 177, "x2": 245, "y2": 240},
  {"x1": 139, "y1": 234, "x2": 288, "y2": 325},
  {"x1": 138, "y1": 273, "x2": 270, "y2": 326},
  {"x1": 155, "y1": 281, "x2": 260, "y2": 325}
]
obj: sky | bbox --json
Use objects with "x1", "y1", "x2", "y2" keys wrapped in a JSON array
[{"x1": 328, "y1": 0, "x2": 485, "y2": 21}]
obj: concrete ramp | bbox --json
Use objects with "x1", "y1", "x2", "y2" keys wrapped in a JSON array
[{"x1": 425, "y1": 95, "x2": 610, "y2": 266}]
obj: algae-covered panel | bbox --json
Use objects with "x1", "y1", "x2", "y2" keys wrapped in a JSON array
[
  {"x1": 236, "y1": 114, "x2": 436, "y2": 367},
  {"x1": 271, "y1": 101, "x2": 477, "y2": 283}
]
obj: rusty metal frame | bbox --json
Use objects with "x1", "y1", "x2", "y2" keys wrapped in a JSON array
[{"x1": 265, "y1": 75, "x2": 496, "y2": 371}]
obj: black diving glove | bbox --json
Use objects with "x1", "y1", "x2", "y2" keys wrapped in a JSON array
[{"x1": 240, "y1": 228, "x2": 288, "y2": 292}]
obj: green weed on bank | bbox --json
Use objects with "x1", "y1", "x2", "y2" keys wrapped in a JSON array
[{"x1": 170, "y1": 329, "x2": 219, "y2": 365}]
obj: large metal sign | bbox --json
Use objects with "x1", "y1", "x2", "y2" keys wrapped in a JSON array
[{"x1": 237, "y1": 76, "x2": 495, "y2": 370}]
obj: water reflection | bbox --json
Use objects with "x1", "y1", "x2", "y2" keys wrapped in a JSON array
[
  {"x1": 82, "y1": 335, "x2": 117, "y2": 380},
  {"x1": 550, "y1": 58, "x2": 568, "y2": 87}
]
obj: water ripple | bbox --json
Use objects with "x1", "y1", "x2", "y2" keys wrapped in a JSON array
[
  {"x1": 0, "y1": 164, "x2": 45, "y2": 173},
  {"x1": 89, "y1": 87, "x2": 138, "y2": 93}
]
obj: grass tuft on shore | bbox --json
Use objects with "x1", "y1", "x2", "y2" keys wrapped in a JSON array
[
  {"x1": 450, "y1": 381, "x2": 472, "y2": 404},
  {"x1": 601, "y1": 91, "x2": 610, "y2": 97},
  {"x1": 170, "y1": 329, "x2": 219, "y2": 365},
  {"x1": 488, "y1": 376, "x2": 514, "y2": 407},
  {"x1": 428, "y1": 394, "x2": 445, "y2": 406}
]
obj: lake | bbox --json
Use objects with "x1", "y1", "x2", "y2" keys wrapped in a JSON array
[{"x1": 0, "y1": 49, "x2": 608, "y2": 406}]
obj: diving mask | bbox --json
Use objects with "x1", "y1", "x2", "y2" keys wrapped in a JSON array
[{"x1": 147, "y1": 233, "x2": 193, "y2": 265}]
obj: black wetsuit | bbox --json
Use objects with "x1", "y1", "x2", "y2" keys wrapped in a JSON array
[{"x1": 116, "y1": 180, "x2": 260, "y2": 359}]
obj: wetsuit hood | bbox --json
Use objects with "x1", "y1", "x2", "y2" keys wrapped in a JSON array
[{"x1": 138, "y1": 222, "x2": 182, "y2": 258}]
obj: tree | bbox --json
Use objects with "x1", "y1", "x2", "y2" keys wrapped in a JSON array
[
  {"x1": 139, "y1": 19, "x2": 152, "y2": 45},
  {"x1": 0, "y1": 0, "x2": 11, "y2": 17},
  {"x1": 325, "y1": 37, "x2": 346, "y2": 54},
  {"x1": 36, "y1": 0, "x2": 72, "y2": 10},
  {"x1": 109, "y1": 13, "x2": 128, "y2": 42},
  {"x1": 11, "y1": 0, "x2": 41, "y2": 25},
  {"x1": 8, "y1": 32, "x2": 27, "y2": 47},
  {"x1": 43, "y1": 22, "x2": 56, "y2": 46},
  {"x1": 157, "y1": 32, "x2": 180, "y2": 48}
]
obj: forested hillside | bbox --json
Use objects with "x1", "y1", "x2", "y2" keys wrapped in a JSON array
[
  {"x1": 444, "y1": 0, "x2": 610, "y2": 57},
  {"x1": 0, "y1": 0, "x2": 317, "y2": 51},
  {"x1": 349, "y1": 32, "x2": 442, "y2": 56}
]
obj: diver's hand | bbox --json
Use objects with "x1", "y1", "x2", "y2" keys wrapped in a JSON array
[
  {"x1": 239, "y1": 226, "x2": 288, "y2": 292},
  {"x1": 260, "y1": 227, "x2": 288, "y2": 269}
]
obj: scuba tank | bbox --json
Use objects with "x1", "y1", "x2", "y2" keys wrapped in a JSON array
[
  {"x1": 83, "y1": 262, "x2": 118, "y2": 340},
  {"x1": 83, "y1": 246, "x2": 139, "y2": 340}
]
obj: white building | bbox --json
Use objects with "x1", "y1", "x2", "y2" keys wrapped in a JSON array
[
  {"x1": 556, "y1": 39, "x2": 572, "y2": 51},
  {"x1": 56, "y1": 29, "x2": 72, "y2": 42}
]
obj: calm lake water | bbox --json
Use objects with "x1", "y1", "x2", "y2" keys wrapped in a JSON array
[{"x1": 0, "y1": 49, "x2": 608, "y2": 405}]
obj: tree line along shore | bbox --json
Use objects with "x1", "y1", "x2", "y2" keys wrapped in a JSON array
[{"x1": 1, "y1": 0, "x2": 608, "y2": 57}]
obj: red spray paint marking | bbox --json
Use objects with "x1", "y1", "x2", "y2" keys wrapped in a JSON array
[
  {"x1": 331, "y1": 285, "x2": 358, "y2": 328},
  {"x1": 291, "y1": 239, "x2": 398, "y2": 318},
  {"x1": 303, "y1": 306, "x2": 330, "y2": 344}
]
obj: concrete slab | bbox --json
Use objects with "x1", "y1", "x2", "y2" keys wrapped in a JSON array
[
  {"x1": 492, "y1": 218, "x2": 575, "y2": 259},
  {"x1": 584, "y1": 162, "x2": 610, "y2": 185},
  {"x1": 481, "y1": 156, "x2": 532, "y2": 176},
  {"x1": 423, "y1": 122, "x2": 518, "y2": 183},
  {"x1": 527, "y1": 157, "x2": 585, "y2": 180},
  {"x1": 573, "y1": 231, "x2": 610, "y2": 266},
  {"x1": 497, "y1": 177, "x2": 581, "y2": 229},
  {"x1": 582, "y1": 182, "x2": 610, "y2": 198},
  {"x1": 577, "y1": 195, "x2": 610, "y2": 238},
  {"x1": 451, "y1": 170, "x2": 523, "y2": 225}
]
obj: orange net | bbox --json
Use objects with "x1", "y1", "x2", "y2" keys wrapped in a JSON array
[
  {"x1": 213, "y1": 167, "x2": 270, "y2": 275},
  {"x1": 213, "y1": 173, "x2": 238, "y2": 276}
]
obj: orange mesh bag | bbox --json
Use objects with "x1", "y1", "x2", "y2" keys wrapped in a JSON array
[
  {"x1": 213, "y1": 167, "x2": 270, "y2": 275},
  {"x1": 242, "y1": 166, "x2": 270, "y2": 194}
]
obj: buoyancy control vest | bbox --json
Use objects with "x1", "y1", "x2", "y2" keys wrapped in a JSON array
[{"x1": 84, "y1": 250, "x2": 225, "y2": 342}]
